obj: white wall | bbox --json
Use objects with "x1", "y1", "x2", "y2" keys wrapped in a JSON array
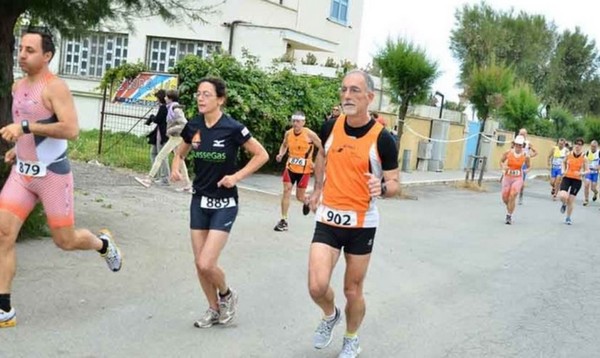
[{"x1": 40, "y1": 0, "x2": 365, "y2": 130}]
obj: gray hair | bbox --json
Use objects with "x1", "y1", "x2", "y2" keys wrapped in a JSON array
[
  {"x1": 344, "y1": 69, "x2": 375, "y2": 92},
  {"x1": 592, "y1": 140, "x2": 598, "y2": 145}
]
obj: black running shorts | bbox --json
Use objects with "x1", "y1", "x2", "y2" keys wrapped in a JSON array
[
  {"x1": 560, "y1": 177, "x2": 582, "y2": 196},
  {"x1": 190, "y1": 195, "x2": 239, "y2": 232},
  {"x1": 311, "y1": 222, "x2": 376, "y2": 255}
]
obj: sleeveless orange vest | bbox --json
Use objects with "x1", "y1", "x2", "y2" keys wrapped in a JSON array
[{"x1": 286, "y1": 128, "x2": 314, "y2": 174}]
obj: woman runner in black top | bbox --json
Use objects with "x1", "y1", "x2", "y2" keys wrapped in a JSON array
[{"x1": 171, "y1": 77, "x2": 268, "y2": 328}]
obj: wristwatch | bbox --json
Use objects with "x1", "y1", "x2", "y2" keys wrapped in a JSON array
[{"x1": 21, "y1": 120, "x2": 31, "y2": 134}]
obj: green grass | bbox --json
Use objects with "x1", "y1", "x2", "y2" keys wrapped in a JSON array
[{"x1": 70, "y1": 129, "x2": 151, "y2": 172}]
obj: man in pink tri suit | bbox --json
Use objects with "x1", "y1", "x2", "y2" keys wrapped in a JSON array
[{"x1": 0, "y1": 28, "x2": 122, "y2": 328}]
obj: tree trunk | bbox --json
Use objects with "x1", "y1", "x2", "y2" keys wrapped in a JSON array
[
  {"x1": 0, "y1": 10, "x2": 23, "y2": 185},
  {"x1": 396, "y1": 99, "x2": 410, "y2": 152}
]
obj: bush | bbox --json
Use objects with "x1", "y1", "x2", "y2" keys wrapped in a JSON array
[{"x1": 172, "y1": 53, "x2": 341, "y2": 170}]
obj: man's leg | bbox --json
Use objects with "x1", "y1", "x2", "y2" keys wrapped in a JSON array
[
  {"x1": 50, "y1": 226, "x2": 103, "y2": 251},
  {"x1": 0, "y1": 211, "x2": 22, "y2": 328},
  {"x1": 342, "y1": 253, "x2": 371, "y2": 334},
  {"x1": 275, "y1": 179, "x2": 293, "y2": 231},
  {"x1": 584, "y1": 179, "x2": 591, "y2": 204},
  {"x1": 309, "y1": 241, "x2": 342, "y2": 349},
  {"x1": 50, "y1": 226, "x2": 122, "y2": 272},
  {"x1": 308, "y1": 243, "x2": 340, "y2": 315},
  {"x1": 281, "y1": 182, "x2": 293, "y2": 219}
]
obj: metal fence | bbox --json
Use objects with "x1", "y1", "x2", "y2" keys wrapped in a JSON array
[{"x1": 98, "y1": 85, "x2": 156, "y2": 168}]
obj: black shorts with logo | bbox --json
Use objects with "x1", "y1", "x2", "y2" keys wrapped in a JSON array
[
  {"x1": 560, "y1": 177, "x2": 582, "y2": 196},
  {"x1": 190, "y1": 195, "x2": 239, "y2": 232},
  {"x1": 311, "y1": 221, "x2": 376, "y2": 255}
]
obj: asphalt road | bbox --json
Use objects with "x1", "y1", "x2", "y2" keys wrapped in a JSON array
[{"x1": 2, "y1": 163, "x2": 600, "y2": 358}]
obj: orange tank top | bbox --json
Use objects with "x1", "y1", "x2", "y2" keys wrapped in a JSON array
[
  {"x1": 286, "y1": 128, "x2": 314, "y2": 174},
  {"x1": 505, "y1": 150, "x2": 526, "y2": 177},
  {"x1": 565, "y1": 152, "x2": 585, "y2": 179},
  {"x1": 319, "y1": 115, "x2": 384, "y2": 228}
]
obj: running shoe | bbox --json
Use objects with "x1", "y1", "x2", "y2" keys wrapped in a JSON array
[
  {"x1": 98, "y1": 229, "x2": 122, "y2": 272},
  {"x1": 218, "y1": 289, "x2": 238, "y2": 325},
  {"x1": 560, "y1": 203, "x2": 567, "y2": 214},
  {"x1": 505, "y1": 215, "x2": 512, "y2": 225},
  {"x1": 583, "y1": 201, "x2": 589, "y2": 206},
  {"x1": 134, "y1": 176, "x2": 152, "y2": 188},
  {"x1": 593, "y1": 193, "x2": 598, "y2": 202},
  {"x1": 194, "y1": 308, "x2": 220, "y2": 328},
  {"x1": 565, "y1": 217, "x2": 573, "y2": 225},
  {"x1": 0, "y1": 308, "x2": 16, "y2": 328},
  {"x1": 338, "y1": 336, "x2": 362, "y2": 358},
  {"x1": 302, "y1": 203, "x2": 311, "y2": 216},
  {"x1": 551, "y1": 188, "x2": 555, "y2": 196},
  {"x1": 313, "y1": 306, "x2": 342, "y2": 349},
  {"x1": 273, "y1": 219, "x2": 288, "y2": 232}
]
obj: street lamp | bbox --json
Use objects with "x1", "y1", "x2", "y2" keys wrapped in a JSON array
[
  {"x1": 429, "y1": 91, "x2": 444, "y2": 140},
  {"x1": 434, "y1": 91, "x2": 444, "y2": 119}
]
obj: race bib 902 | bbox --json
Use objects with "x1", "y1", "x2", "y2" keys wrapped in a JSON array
[
  {"x1": 320, "y1": 207, "x2": 358, "y2": 227},
  {"x1": 16, "y1": 159, "x2": 46, "y2": 177},
  {"x1": 200, "y1": 196, "x2": 236, "y2": 209}
]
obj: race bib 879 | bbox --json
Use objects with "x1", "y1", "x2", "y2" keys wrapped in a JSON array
[{"x1": 16, "y1": 159, "x2": 46, "y2": 177}]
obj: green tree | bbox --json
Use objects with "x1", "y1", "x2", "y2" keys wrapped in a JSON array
[
  {"x1": 544, "y1": 27, "x2": 600, "y2": 115},
  {"x1": 548, "y1": 107, "x2": 575, "y2": 139},
  {"x1": 466, "y1": 62, "x2": 514, "y2": 154},
  {"x1": 374, "y1": 37, "x2": 440, "y2": 148},
  {"x1": 499, "y1": 82, "x2": 539, "y2": 133},
  {"x1": 529, "y1": 117, "x2": 554, "y2": 138},
  {"x1": 450, "y1": 1, "x2": 555, "y2": 93},
  {"x1": 584, "y1": 116, "x2": 600, "y2": 142}
]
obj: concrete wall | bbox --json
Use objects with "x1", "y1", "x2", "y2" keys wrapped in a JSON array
[{"x1": 379, "y1": 112, "x2": 466, "y2": 171}]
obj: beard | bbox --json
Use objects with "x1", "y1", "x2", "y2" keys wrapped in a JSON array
[{"x1": 342, "y1": 104, "x2": 357, "y2": 115}]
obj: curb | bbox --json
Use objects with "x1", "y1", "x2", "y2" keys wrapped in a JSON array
[{"x1": 400, "y1": 173, "x2": 550, "y2": 187}]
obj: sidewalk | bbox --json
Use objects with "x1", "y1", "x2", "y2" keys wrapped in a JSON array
[{"x1": 239, "y1": 168, "x2": 550, "y2": 195}]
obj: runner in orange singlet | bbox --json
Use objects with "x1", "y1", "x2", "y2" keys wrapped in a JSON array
[
  {"x1": 307, "y1": 70, "x2": 399, "y2": 358},
  {"x1": 274, "y1": 111, "x2": 323, "y2": 231},
  {"x1": 500, "y1": 135, "x2": 530, "y2": 224},
  {"x1": 558, "y1": 137, "x2": 589, "y2": 224}
]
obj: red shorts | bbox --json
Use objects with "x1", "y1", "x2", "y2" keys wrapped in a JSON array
[
  {"x1": 0, "y1": 166, "x2": 74, "y2": 228},
  {"x1": 282, "y1": 169, "x2": 310, "y2": 189}
]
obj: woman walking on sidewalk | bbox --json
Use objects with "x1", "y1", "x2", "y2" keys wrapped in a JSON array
[{"x1": 135, "y1": 89, "x2": 192, "y2": 191}]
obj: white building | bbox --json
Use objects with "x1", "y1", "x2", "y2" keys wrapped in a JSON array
[{"x1": 14, "y1": 0, "x2": 365, "y2": 129}]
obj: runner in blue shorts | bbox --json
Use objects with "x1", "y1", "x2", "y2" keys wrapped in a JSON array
[
  {"x1": 547, "y1": 138, "x2": 569, "y2": 200},
  {"x1": 583, "y1": 140, "x2": 599, "y2": 206}
]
